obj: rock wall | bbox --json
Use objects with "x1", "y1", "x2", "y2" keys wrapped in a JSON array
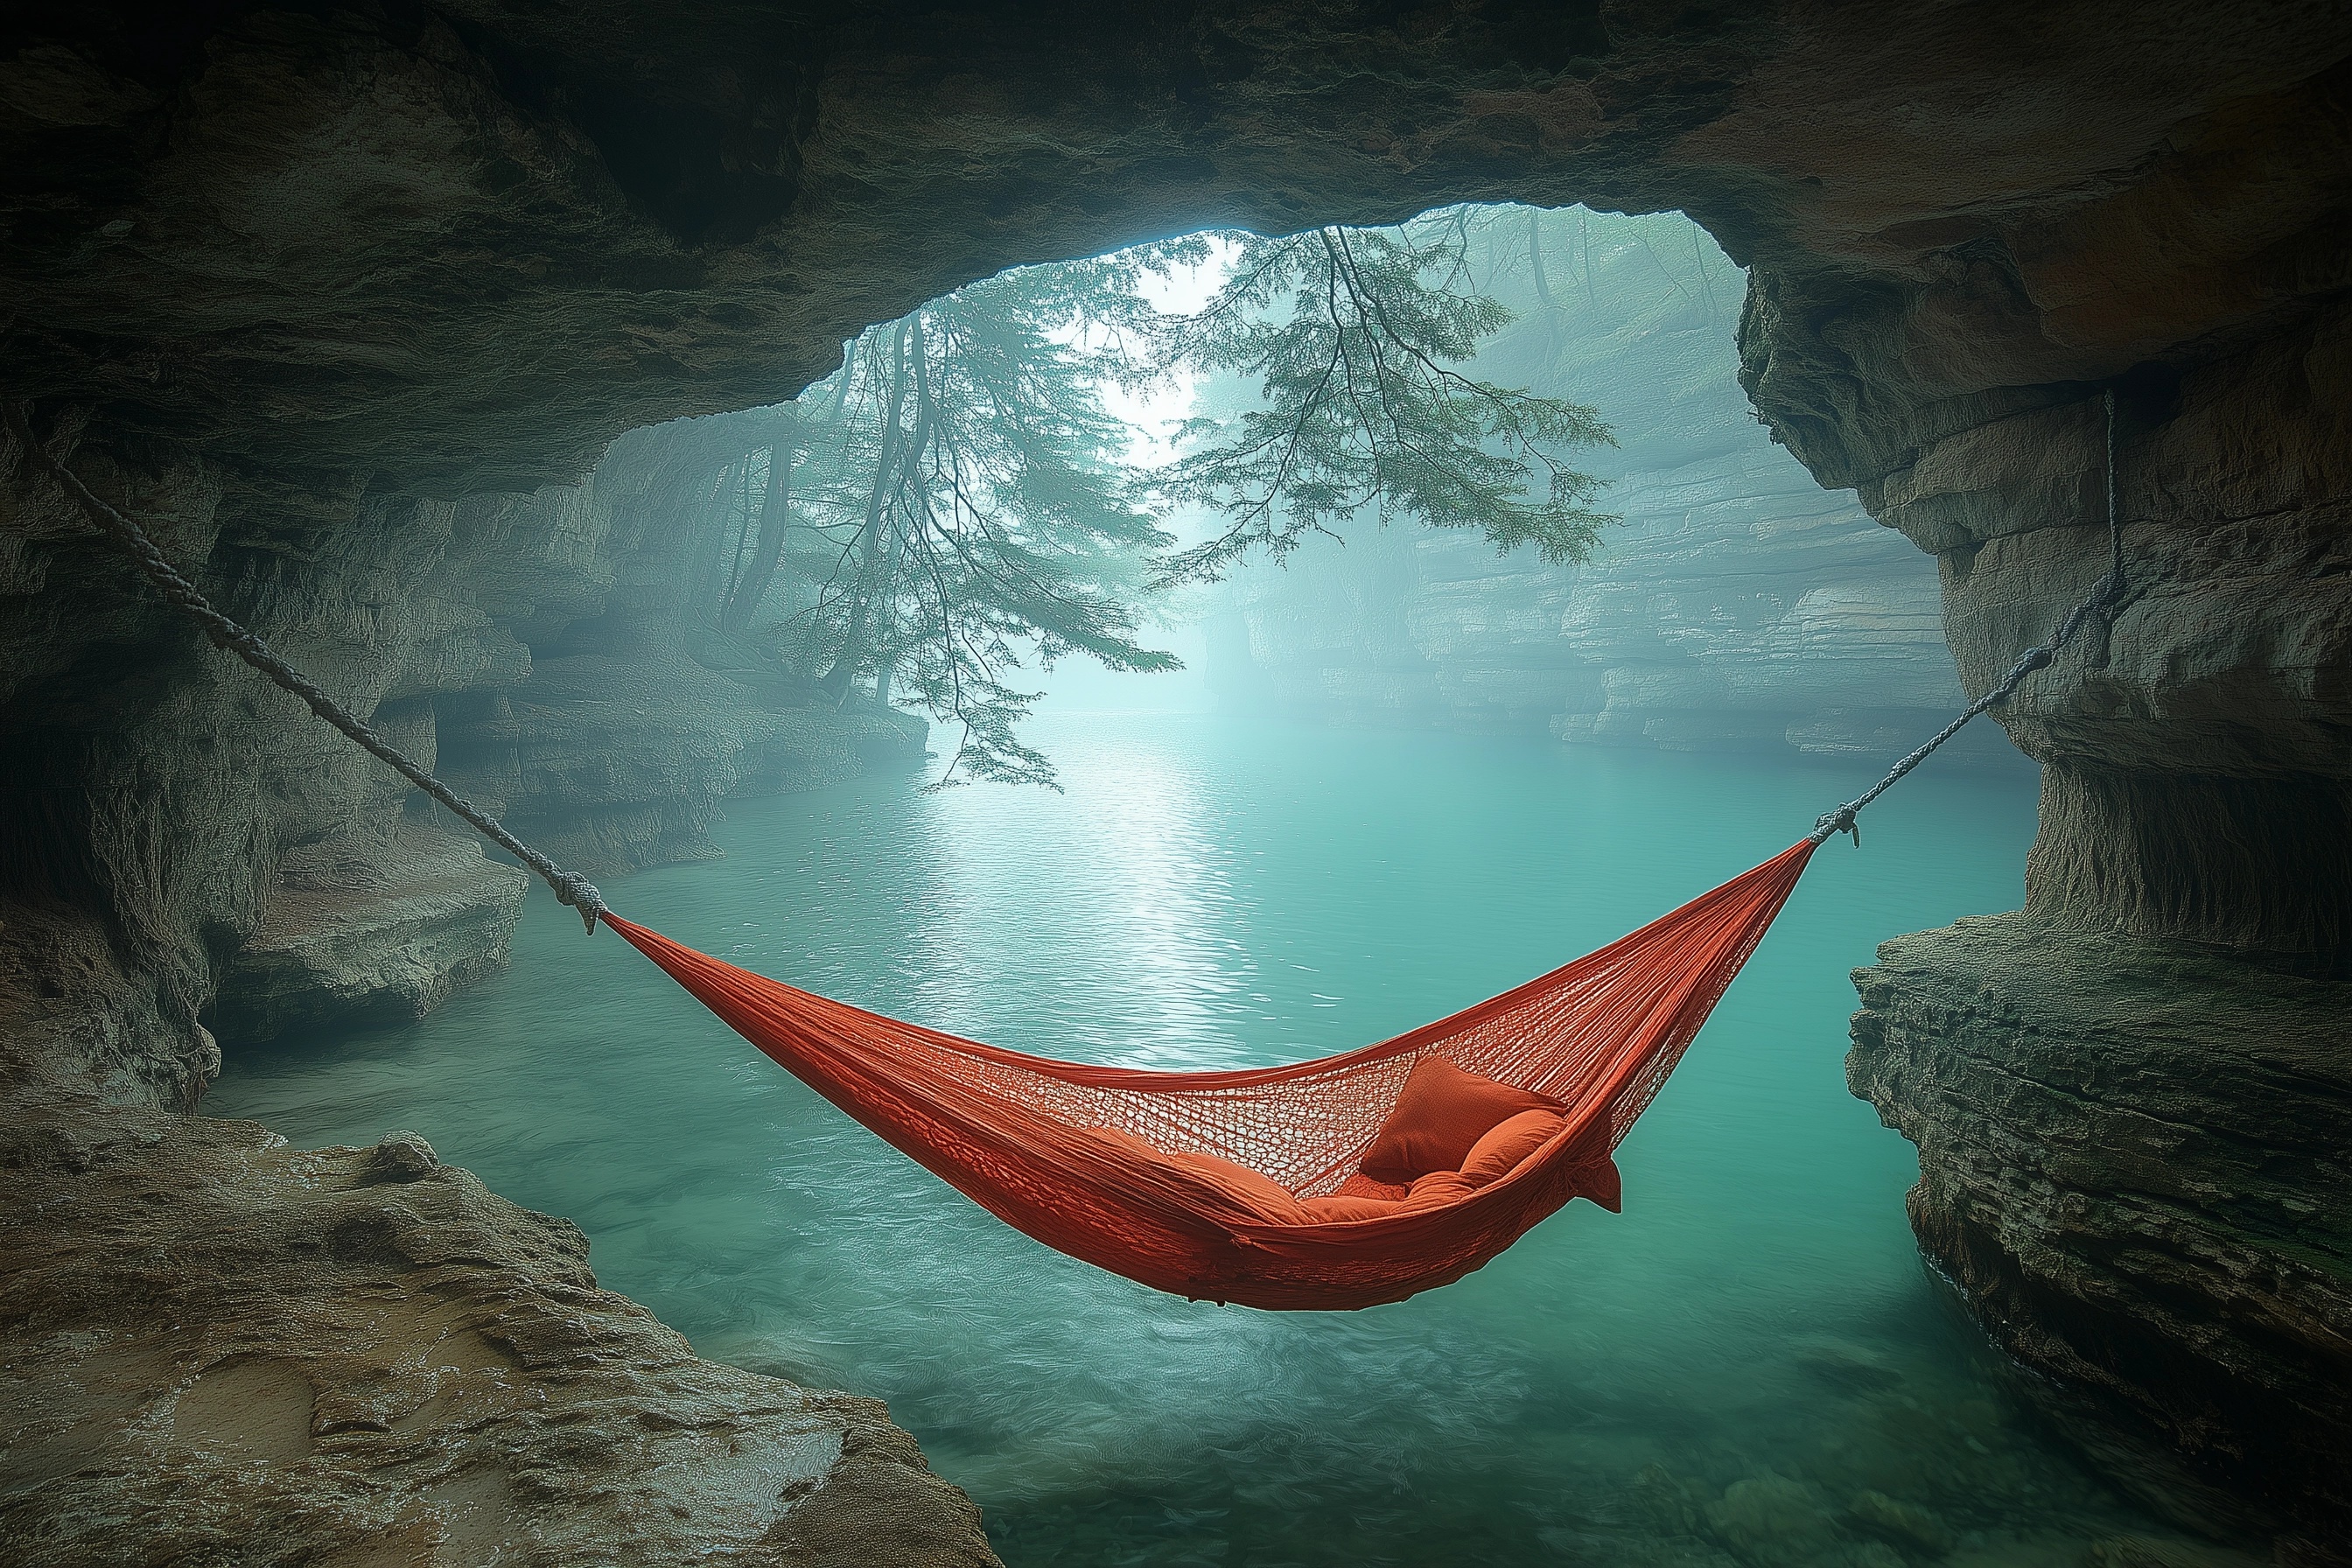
[
  {"x1": 0, "y1": 418, "x2": 949, "y2": 1558},
  {"x1": 1838, "y1": 288, "x2": 2352, "y2": 1536},
  {"x1": 4, "y1": 0, "x2": 2349, "y2": 1548},
  {"x1": 0, "y1": 424, "x2": 922, "y2": 1089},
  {"x1": 1849, "y1": 918, "x2": 2352, "y2": 1541},
  {"x1": 1212, "y1": 212, "x2": 2013, "y2": 766}
]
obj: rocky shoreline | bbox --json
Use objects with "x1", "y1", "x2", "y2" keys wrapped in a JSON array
[
  {"x1": 1850, "y1": 915, "x2": 2352, "y2": 1543},
  {"x1": 0, "y1": 410, "x2": 948, "y2": 1562},
  {"x1": 0, "y1": 1078, "x2": 998, "y2": 1566}
]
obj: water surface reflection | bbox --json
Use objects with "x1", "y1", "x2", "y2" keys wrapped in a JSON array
[{"x1": 219, "y1": 714, "x2": 2229, "y2": 1565}]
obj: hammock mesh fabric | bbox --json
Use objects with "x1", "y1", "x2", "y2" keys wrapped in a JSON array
[{"x1": 606, "y1": 838, "x2": 1816, "y2": 1311}]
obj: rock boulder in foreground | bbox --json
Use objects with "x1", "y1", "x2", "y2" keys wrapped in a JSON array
[{"x1": 0, "y1": 1087, "x2": 1001, "y2": 1567}]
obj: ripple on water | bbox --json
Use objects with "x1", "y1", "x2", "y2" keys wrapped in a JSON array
[{"x1": 215, "y1": 713, "x2": 2246, "y2": 1566}]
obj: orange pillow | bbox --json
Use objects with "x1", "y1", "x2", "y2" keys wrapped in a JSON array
[
  {"x1": 1081, "y1": 1128, "x2": 1305, "y2": 1223},
  {"x1": 1358, "y1": 1056, "x2": 1563, "y2": 1182},
  {"x1": 1460, "y1": 1109, "x2": 1570, "y2": 1186},
  {"x1": 1300, "y1": 1194, "x2": 1402, "y2": 1222},
  {"x1": 1400, "y1": 1171, "x2": 1477, "y2": 1208},
  {"x1": 1167, "y1": 1149, "x2": 1307, "y2": 1222}
]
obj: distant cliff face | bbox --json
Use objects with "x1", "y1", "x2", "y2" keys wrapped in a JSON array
[{"x1": 1211, "y1": 214, "x2": 2013, "y2": 769}]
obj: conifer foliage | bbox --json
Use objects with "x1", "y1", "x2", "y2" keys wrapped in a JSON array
[
  {"x1": 791, "y1": 256, "x2": 1180, "y2": 786},
  {"x1": 1147, "y1": 221, "x2": 1614, "y2": 588},
  {"x1": 620, "y1": 209, "x2": 1619, "y2": 785}
]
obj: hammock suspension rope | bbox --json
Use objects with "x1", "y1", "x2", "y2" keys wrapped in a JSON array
[{"x1": 5, "y1": 404, "x2": 609, "y2": 934}]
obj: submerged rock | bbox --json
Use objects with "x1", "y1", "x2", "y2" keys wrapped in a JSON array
[
  {"x1": 1838, "y1": 1546, "x2": 1908, "y2": 1568},
  {"x1": 2083, "y1": 1539, "x2": 2274, "y2": 1568},
  {"x1": 1846, "y1": 1489, "x2": 1954, "y2": 1557},
  {"x1": 1704, "y1": 1473, "x2": 1842, "y2": 1568},
  {"x1": 1793, "y1": 1340, "x2": 1908, "y2": 1396},
  {"x1": 1626, "y1": 1461, "x2": 1718, "y2": 1540}
]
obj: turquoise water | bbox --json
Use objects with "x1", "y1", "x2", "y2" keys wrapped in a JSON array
[{"x1": 216, "y1": 713, "x2": 2190, "y2": 1565}]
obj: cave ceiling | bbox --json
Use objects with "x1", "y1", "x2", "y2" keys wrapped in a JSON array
[{"x1": 2, "y1": 0, "x2": 2347, "y2": 504}]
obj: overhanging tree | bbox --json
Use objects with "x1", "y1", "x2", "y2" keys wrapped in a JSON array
[
  {"x1": 609, "y1": 208, "x2": 1620, "y2": 787},
  {"x1": 1144, "y1": 219, "x2": 1617, "y2": 589},
  {"x1": 790, "y1": 256, "x2": 1181, "y2": 786}
]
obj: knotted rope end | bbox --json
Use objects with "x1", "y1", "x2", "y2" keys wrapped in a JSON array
[{"x1": 551, "y1": 872, "x2": 607, "y2": 934}]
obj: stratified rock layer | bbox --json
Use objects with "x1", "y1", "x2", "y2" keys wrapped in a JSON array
[
  {"x1": 215, "y1": 822, "x2": 528, "y2": 1044},
  {"x1": 0, "y1": 1093, "x2": 999, "y2": 1568},
  {"x1": 1849, "y1": 916, "x2": 2352, "y2": 1536},
  {"x1": 439, "y1": 640, "x2": 924, "y2": 877}
]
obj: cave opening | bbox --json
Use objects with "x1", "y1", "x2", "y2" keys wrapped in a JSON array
[
  {"x1": 88, "y1": 204, "x2": 2212, "y2": 1564},
  {"x1": 480, "y1": 204, "x2": 2014, "y2": 804},
  {"x1": 5, "y1": 6, "x2": 2349, "y2": 1564}
]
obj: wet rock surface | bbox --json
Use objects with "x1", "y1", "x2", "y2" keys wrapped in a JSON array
[
  {"x1": 215, "y1": 822, "x2": 528, "y2": 1045},
  {"x1": 0, "y1": 1089, "x2": 999, "y2": 1567}
]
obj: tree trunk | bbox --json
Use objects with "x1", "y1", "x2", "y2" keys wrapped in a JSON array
[
  {"x1": 1525, "y1": 207, "x2": 1563, "y2": 362},
  {"x1": 873, "y1": 318, "x2": 941, "y2": 706},
  {"x1": 872, "y1": 512, "x2": 909, "y2": 706},
  {"x1": 819, "y1": 322, "x2": 912, "y2": 702},
  {"x1": 714, "y1": 458, "x2": 760, "y2": 625},
  {"x1": 719, "y1": 412, "x2": 796, "y2": 634},
  {"x1": 679, "y1": 459, "x2": 739, "y2": 620}
]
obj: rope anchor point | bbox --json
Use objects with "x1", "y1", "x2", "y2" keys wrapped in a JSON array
[{"x1": 1804, "y1": 386, "x2": 2126, "y2": 849}]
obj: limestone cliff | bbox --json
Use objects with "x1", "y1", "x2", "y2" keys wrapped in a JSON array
[
  {"x1": 0, "y1": 426, "x2": 921, "y2": 1077},
  {"x1": 1848, "y1": 917, "x2": 2352, "y2": 1538},
  {"x1": 1834, "y1": 288, "x2": 2352, "y2": 1536},
  {"x1": 1214, "y1": 212, "x2": 2008, "y2": 766}
]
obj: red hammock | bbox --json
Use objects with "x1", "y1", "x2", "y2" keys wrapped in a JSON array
[{"x1": 605, "y1": 838, "x2": 1816, "y2": 1311}]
